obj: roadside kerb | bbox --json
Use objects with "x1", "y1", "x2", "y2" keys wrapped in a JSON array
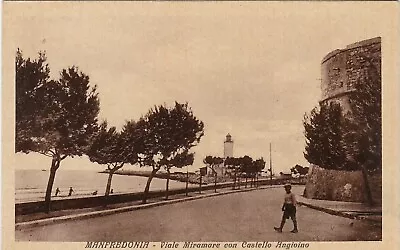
[
  {"x1": 297, "y1": 200, "x2": 382, "y2": 222},
  {"x1": 16, "y1": 185, "x2": 283, "y2": 230}
]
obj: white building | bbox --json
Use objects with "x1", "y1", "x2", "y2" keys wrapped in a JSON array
[
  {"x1": 209, "y1": 134, "x2": 234, "y2": 177},
  {"x1": 224, "y1": 133, "x2": 234, "y2": 158}
]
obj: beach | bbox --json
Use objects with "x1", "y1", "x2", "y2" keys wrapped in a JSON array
[{"x1": 16, "y1": 169, "x2": 195, "y2": 203}]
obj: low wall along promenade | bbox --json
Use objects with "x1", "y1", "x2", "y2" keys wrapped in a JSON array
[{"x1": 16, "y1": 178, "x2": 290, "y2": 215}]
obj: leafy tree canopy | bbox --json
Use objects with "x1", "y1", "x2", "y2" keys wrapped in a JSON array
[
  {"x1": 88, "y1": 121, "x2": 124, "y2": 168},
  {"x1": 303, "y1": 102, "x2": 350, "y2": 170},
  {"x1": 254, "y1": 158, "x2": 266, "y2": 172},
  {"x1": 136, "y1": 102, "x2": 204, "y2": 171},
  {"x1": 16, "y1": 51, "x2": 100, "y2": 159},
  {"x1": 290, "y1": 164, "x2": 309, "y2": 176},
  {"x1": 203, "y1": 156, "x2": 224, "y2": 167}
]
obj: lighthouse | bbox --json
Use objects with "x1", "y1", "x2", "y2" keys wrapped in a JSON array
[{"x1": 224, "y1": 133, "x2": 234, "y2": 158}]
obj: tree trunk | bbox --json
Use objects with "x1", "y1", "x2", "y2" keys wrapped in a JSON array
[
  {"x1": 143, "y1": 169, "x2": 158, "y2": 204},
  {"x1": 256, "y1": 173, "x2": 259, "y2": 187},
  {"x1": 214, "y1": 169, "x2": 217, "y2": 193},
  {"x1": 233, "y1": 170, "x2": 237, "y2": 190},
  {"x1": 165, "y1": 169, "x2": 170, "y2": 200},
  {"x1": 238, "y1": 174, "x2": 240, "y2": 189},
  {"x1": 185, "y1": 169, "x2": 189, "y2": 196},
  {"x1": 361, "y1": 165, "x2": 374, "y2": 206},
  {"x1": 44, "y1": 157, "x2": 60, "y2": 213},
  {"x1": 105, "y1": 172, "x2": 114, "y2": 196},
  {"x1": 199, "y1": 174, "x2": 202, "y2": 194}
]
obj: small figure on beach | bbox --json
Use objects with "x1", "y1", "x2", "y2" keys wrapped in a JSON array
[
  {"x1": 274, "y1": 184, "x2": 298, "y2": 233},
  {"x1": 92, "y1": 190, "x2": 98, "y2": 195},
  {"x1": 55, "y1": 187, "x2": 60, "y2": 196},
  {"x1": 68, "y1": 187, "x2": 74, "y2": 196},
  {"x1": 110, "y1": 189, "x2": 113, "y2": 194}
]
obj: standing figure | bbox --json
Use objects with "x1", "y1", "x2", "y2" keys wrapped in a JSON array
[
  {"x1": 274, "y1": 184, "x2": 298, "y2": 233},
  {"x1": 55, "y1": 187, "x2": 60, "y2": 196},
  {"x1": 68, "y1": 187, "x2": 74, "y2": 196}
]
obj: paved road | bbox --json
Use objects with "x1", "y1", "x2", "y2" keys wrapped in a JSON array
[{"x1": 16, "y1": 187, "x2": 381, "y2": 241}]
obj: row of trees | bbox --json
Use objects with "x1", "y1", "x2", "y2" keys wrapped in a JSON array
[
  {"x1": 203, "y1": 156, "x2": 266, "y2": 192},
  {"x1": 303, "y1": 56, "x2": 381, "y2": 205},
  {"x1": 88, "y1": 102, "x2": 204, "y2": 202},
  {"x1": 16, "y1": 50, "x2": 204, "y2": 212},
  {"x1": 16, "y1": 50, "x2": 100, "y2": 212}
]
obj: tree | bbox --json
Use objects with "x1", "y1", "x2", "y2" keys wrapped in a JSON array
[
  {"x1": 203, "y1": 156, "x2": 224, "y2": 193},
  {"x1": 136, "y1": 102, "x2": 204, "y2": 203},
  {"x1": 303, "y1": 102, "x2": 351, "y2": 170},
  {"x1": 342, "y1": 56, "x2": 382, "y2": 206},
  {"x1": 290, "y1": 164, "x2": 309, "y2": 176},
  {"x1": 87, "y1": 121, "x2": 140, "y2": 197},
  {"x1": 15, "y1": 49, "x2": 50, "y2": 152},
  {"x1": 238, "y1": 155, "x2": 253, "y2": 188},
  {"x1": 16, "y1": 50, "x2": 100, "y2": 212},
  {"x1": 164, "y1": 151, "x2": 194, "y2": 199},
  {"x1": 254, "y1": 158, "x2": 266, "y2": 187},
  {"x1": 224, "y1": 157, "x2": 239, "y2": 189}
]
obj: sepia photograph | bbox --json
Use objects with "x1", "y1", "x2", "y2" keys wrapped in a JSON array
[{"x1": 2, "y1": 1, "x2": 399, "y2": 249}]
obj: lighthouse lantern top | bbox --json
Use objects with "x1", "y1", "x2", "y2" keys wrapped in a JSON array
[{"x1": 225, "y1": 133, "x2": 232, "y2": 142}]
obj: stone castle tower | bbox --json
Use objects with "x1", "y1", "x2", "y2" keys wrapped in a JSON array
[
  {"x1": 223, "y1": 133, "x2": 234, "y2": 158},
  {"x1": 304, "y1": 37, "x2": 382, "y2": 203},
  {"x1": 320, "y1": 37, "x2": 381, "y2": 111}
]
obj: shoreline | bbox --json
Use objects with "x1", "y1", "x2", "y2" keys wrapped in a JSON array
[{"x1": 99, "y1": 170, "x2": 207, "y2": 185}]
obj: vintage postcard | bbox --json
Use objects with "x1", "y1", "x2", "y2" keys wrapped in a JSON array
[{"x1": 2, "y1": 2, "x2": 399, "y2": 250}]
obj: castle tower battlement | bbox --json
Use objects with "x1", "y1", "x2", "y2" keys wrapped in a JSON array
[{"x1": 320, "y1": 37, "x2": 381, "y2": 111}]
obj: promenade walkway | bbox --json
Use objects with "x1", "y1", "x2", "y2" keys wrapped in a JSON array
[
  {"x1": 15, "y1": 186, "x2": 382, "y2": 241},
  {"x1": 16, "y1": 184, "x2": 382, "y2": 226},
  {"x1": 15, "y1": 187, "x2": 382, "y2": 241}
]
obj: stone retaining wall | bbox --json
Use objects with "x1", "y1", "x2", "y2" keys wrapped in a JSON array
[{"x1": 304, "y1": 165, "x2": 381, "y2": 203}]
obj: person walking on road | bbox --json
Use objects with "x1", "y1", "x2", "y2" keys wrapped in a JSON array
[
  {"x1": 274, "y1": 184, "x2": 298, "y2": 233},
  {"x1": 55, "y1": 187, "x2": 60, "y2": 196},
  {"x1": 68, "y1": 187, "x2": 74, "y2": 196}
]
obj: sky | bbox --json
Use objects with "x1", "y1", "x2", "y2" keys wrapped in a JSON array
[{"x1": 4, "y1": 2, "x2": 386, "y2": 173}]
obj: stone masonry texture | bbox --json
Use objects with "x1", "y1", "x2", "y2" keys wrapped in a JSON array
[{"x1": 320, "y1": 37, "x2": 381, "y2": 111}]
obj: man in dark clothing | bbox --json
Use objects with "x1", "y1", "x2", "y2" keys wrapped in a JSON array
[{"x1": 274, "y1": 184, "x2": 298, "y2": 233}]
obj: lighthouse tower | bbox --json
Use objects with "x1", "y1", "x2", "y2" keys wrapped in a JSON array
[{"x1": 224, "y1": 133, "x2": 234, "y2": 158}]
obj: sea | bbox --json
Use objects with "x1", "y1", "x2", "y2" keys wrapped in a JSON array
[{"x1": 15, "y1": 169, "x2": 195, "y2": 203}]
